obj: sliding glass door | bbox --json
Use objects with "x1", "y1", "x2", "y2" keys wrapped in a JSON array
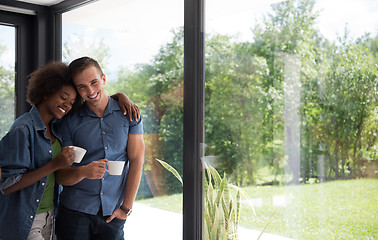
[
  {"x1": 61, "y1": 1, "x2": 184, "y2": 239},
  {"x1": 204, "y1": 0, "x2": 378, "y2": 239}
]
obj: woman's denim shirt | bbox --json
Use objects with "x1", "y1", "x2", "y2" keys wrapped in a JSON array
[{"x1": 0, "y1": 105, "x2": 61, "y2": 240}]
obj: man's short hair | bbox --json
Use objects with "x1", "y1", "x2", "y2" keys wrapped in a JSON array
[{"x1": 68, "y1": 56, "x2": 104, "y2": 78}]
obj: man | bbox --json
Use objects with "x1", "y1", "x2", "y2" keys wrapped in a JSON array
[{"x1": 55, "y1": 57, "x2": 145, "y2": 240}]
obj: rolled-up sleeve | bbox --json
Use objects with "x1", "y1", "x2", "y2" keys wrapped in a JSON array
[
  {"x1": 0, "y1": 126, "x2": 31, "y2": 191},
  {"x1": 128, "y1": 115, "x2": 144, "y2": 134}
]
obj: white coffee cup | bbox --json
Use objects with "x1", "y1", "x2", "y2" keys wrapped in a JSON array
[
  {"x1": 107, "y1": 161, "x2": 125, "y2": 175},
  {"x1": 70, "y1": 146, "x2": 87, "y2": 163}
]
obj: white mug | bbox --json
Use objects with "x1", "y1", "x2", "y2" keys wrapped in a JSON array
[
  {"x1": 70, "y1": 146, "x2": 87, "y2": 163},
  {"x1": 107, "y1": 161, "x2": 125, "y2": 175}
]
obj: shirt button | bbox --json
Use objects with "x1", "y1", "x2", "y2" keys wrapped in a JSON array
[
  {"x1": 101, "y1": 118, "x2": 103, "y2": 120},
  {"x1": 36, "y1": 199, "x2": 40, "y2": 202},
  {"x1": 30, "y1": 215, "x2": 34, "y2": 219},
  {"x1": 102, "y1": 178, "x2": 105, "y2": 180},
  {"x1": 42, "y1": 182, "x2": 45, "y2": 186},
  {"x1": 101, "y1": 192, "x2": 104, "y2": 195},
  {"x1": 49, "y1": 150, "x2": 52, "y2": 154},
  {"x1": 102, "y1": 131, "x2": 106, "y2": 135},
  {"x1": 105, "y1": 147, "x2": 108, "y2": 150}
]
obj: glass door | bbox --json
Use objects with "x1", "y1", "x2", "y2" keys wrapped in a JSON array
[
  {"x1": 62, "y1": 1, "x2": 184, "y2": 239},
  {"x1": 0, "y1": 25, "x2": 15, "y2": 139},
  {"x1": 204, "y1": 0, "x2": 378, "y2": 239}
]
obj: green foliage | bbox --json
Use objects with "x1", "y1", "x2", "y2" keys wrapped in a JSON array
[
  {"x1": 312, "y1": 33, "x2": 378, "y2": 178},
  {"x1": 155, "y1": 158, "x2": 182, "y2": 185},
  {"x1": 205, "y1": 34, "x2": 270, "y2": 186},
  {"x1": 63, "y1": 34, "x2": 111, "y2": 72},
  {"x1": 203, "y1": 162, "x2": 242, "y2": 240},
  {"x1": 248, "y1": 0, "x2": 378, "y2": 182},
  {"x1": 108, "y1": 28, "x2": 185, "y2": 194},
  {"x1": 156, "y1": 158, "x2": 250, "y2": 240}
]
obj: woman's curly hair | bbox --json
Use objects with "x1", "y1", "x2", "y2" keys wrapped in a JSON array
[{"x1": 26, "y1": 61, "x2": 80, "y2": 110}]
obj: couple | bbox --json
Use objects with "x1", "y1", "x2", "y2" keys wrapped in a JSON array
[{"x1": 0, "y1": 57, "x2": 145, "y2": 240}]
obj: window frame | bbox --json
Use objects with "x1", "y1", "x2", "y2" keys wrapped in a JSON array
[
  {"x1": 183, "y1": 0, "x2": 205, "y2": 239},
  {"x1": 0, "y1": 9, "x2": 34, "y2": 117},
  {"x1": 0, "y1": 1, "x2": 63, "y2": 116}
]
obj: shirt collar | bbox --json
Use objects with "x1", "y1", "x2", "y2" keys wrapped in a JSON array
[
  {"x1": 79, "y1": 96, "x2": 121, "y2": 117},
  {"x1": 29, "y1": 105, "x2": 46, "y2": 131}
]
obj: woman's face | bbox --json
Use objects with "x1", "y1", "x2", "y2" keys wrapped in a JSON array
[{"x1": 44, "y1": 85, "x2": 77, "y2": 119}]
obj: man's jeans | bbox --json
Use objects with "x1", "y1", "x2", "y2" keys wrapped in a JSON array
[
  {"x1": 28, "y1": 209, "x2": 54, "y2": 240},
  {"x1": 55, "y1": 205, "x2": 125, "y2": 240}
]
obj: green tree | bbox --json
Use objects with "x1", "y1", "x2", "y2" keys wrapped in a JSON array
[
  {"x1": 63, "y1": 34, "x2": 111, "y2": 72},
  {"x1": 204, "y1": 34, "x2": 269, "y2": 186},
  {"x1": 319, "y1": 34, "x2": 378, "y2": 178},
  {"x1": 250, "y1": 0, "x2": 323, "y2": 183},
  {"x1": 112, "y1": 28, "x2": 185, "y2": 194}
]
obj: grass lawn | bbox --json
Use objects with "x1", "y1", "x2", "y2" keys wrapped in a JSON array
[{"x1": 137, "y1": 178, "x2": 377, "y2": 240}]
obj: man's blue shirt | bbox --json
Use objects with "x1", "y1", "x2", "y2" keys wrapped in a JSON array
[
  {"x1": 58, "y1": 97, "x2": 143, "y2": 216},
  {"x1": 0, "y1": 106, "x2": 60, "y2": 240}
]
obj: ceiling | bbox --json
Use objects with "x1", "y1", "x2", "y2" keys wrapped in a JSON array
[{"x1": 16, "y1": 0, "x2": 65, "y2": 6}]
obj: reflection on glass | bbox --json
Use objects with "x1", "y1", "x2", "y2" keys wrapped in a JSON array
[
  {"x1": 0, "y1": 25, "x2": 15, "y2": 139},
  {"x1": 62, "y1": 0, "x2": 184, "y2": 239},
  {"x1": 205, "y1": 0, "x2": 377, "y2": 239}
]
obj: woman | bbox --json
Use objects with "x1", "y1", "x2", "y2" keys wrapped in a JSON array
[
  {"x1": 0, "y1": 61, "x2": 78, "y2": 240},
  {"x1": 0, "y1": 61, "x2": 138, "y2": 240}
]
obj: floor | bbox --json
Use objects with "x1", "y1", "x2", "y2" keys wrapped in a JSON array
[{"x1": 124, "y1": 203, "x2": 294, "y2": 240}]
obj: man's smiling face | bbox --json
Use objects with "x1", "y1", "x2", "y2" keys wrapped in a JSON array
[{"x1": 73, "y1": 65, "x2": 107, "y2": 110}]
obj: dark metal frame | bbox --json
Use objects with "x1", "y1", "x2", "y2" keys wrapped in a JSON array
[
  {"x1": 183, "y1": 0, "x2": 205, "y2": 239},
  {"x1": 0, "y1": 10, "x2": 33, "y2": 117},
  {"x1": 0, "y1": 0, "x2": 57, "y2": 116},
  {"x1": 0, "y1": 0, "x2": 205, "y2": 238}
]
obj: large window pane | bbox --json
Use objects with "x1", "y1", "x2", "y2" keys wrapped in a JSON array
[
  {"x1": 0, "y1": 25, "x2": 15, "y2": 139},
  {"x1": 205, "y1": 0, "x2": 377, "y2": 239},
  {"x1": 62, "y1": 0, "x2": 184, "y2": 239}
]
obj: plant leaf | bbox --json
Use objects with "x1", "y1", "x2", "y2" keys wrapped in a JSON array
[
  {"x1": 229, "y1": 183, "x2": 256, "y2": 217},
  {"x1": 155, "y1": 158, "x2": 183, "y2": 185}
]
